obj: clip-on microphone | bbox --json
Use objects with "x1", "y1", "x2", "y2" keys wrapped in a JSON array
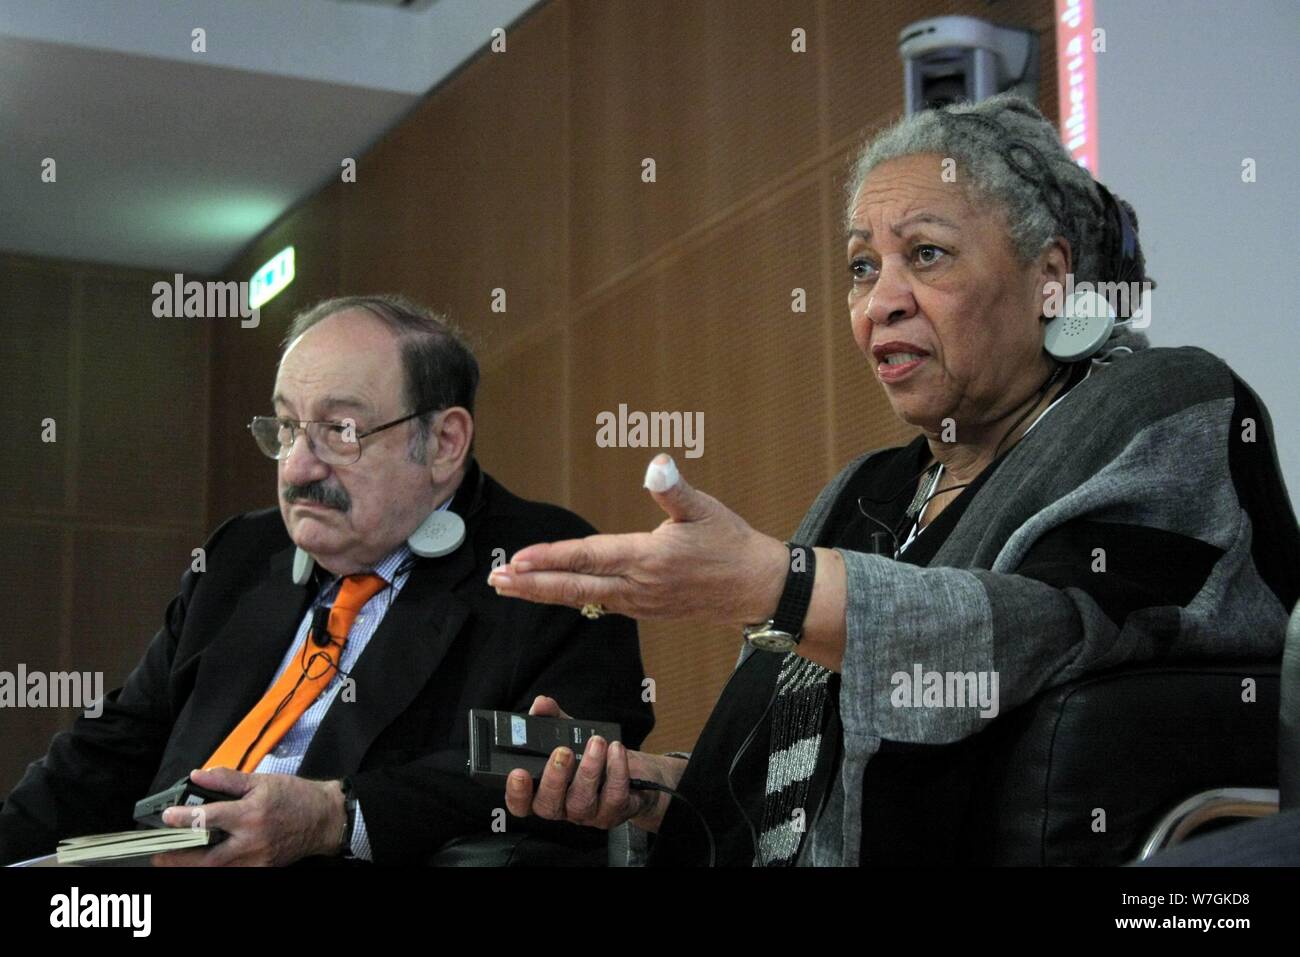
[{"x1": 309, "y1": 603, "x2": 333, "y2": 648}]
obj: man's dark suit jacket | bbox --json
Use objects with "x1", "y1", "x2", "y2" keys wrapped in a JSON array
[{"x1": 0, "y1": 458, "x2": 653, "y2": 865}]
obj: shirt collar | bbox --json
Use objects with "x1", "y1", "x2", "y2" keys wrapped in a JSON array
[{"x1": 369, "y1": 541, "x2": 414, "y2": 586}]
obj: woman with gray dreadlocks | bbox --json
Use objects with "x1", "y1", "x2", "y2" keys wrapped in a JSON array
[{"x1": 491, "y1": 93, "x2": 1299, "y2": 866}]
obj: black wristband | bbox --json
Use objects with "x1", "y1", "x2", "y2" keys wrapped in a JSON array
[{"x1": 771, "y1": 543, "x2": 817, "y2": 639}]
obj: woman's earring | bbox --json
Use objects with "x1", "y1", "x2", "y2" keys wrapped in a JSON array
[{"x1": 407, "y1": 509, "x2": 466, "y2": 558}]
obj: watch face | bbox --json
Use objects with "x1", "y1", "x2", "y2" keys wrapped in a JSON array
[{"x1": 748, "y1": 631, "x2": 797, "y2": 653}]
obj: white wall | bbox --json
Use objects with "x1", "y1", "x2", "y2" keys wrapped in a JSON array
[{"x1": 1095, "y1": 0, "x2": 1299, "y2": 502}]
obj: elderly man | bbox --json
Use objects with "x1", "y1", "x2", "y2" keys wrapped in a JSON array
[{"x1": 0, "y1": 295, "x2": 652, "y2": 866}]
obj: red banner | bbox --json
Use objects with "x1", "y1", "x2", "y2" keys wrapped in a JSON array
[{"x1": 1056, "y1": 0, "x2": 1099, "y2": 173}]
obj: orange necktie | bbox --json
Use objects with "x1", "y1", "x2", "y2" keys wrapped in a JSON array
[{"x1": 204, "y1": 573, "x2": 388, "y2": 773}]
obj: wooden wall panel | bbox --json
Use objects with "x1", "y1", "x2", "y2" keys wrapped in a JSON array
[
  {"x1": 339, "y1": 1, "x2": 570, "y2": 358},
  {"x1": 0, "y1": 521, "x2": 70, "y2": 791},
  {"x1": 474, "y1": 328, "x2": 569, "y2": 508},
  {"x1": 78, "y1": 275, "x2": 208, "y2": 524},
  {"x1": 0, "y1": 261, "x2": 74, "y2": 513},
  {"x1": 0, "y1": 253, "x2": 209, "y2": 795},
  {"x1": 568, "y1": 0, "x2": 822, "y2": 299}
]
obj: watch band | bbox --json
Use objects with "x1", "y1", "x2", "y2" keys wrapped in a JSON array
[
  {"x1": 338, "y1": 777, "x2": 358, "y2": 857},
  {"x1": 773, "y1": 543, "x2": 816, "y2": 635},
  {"x1": 744, "y1": 543, "x2": 816, "y2": 653}
]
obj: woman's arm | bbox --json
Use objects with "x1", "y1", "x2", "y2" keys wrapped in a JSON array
[{"x1": 490, "y1": 455, "x2": 855, "y2": 672}]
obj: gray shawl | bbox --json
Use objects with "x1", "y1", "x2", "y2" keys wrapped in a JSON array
[{"x1": 733, "y1": 343, "x2": 1295, "y2": 866}]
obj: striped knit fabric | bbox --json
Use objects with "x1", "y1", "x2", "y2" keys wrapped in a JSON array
[{"x1": 757, "y1": 655, "x2": 831, "y2": 865}]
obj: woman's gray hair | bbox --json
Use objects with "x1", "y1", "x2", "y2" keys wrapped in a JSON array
[{"x1": 844, "y1": 93, "x2": 1149, "y2": 357}]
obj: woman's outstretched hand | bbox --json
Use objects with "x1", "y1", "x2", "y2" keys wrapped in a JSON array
[{"x1": 487, "y1": 454, "x2": 788, "y2": 626}]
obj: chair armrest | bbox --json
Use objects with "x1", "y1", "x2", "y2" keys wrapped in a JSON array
[{"x1": 1136, "y1": 787, "x2": 1279, "y2": 861}]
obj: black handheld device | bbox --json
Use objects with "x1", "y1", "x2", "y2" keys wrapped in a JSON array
[
  {"x1": 133, "y1": 775, "x2": 236, "y2": 831},
  {"x1": 466, "y1": 709, "x2": 717, "y2": 865},
  {"x1": 468, "y1": 709, "x2": 622, "y2": 789}
]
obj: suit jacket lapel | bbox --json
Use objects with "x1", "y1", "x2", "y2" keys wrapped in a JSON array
[{"x1": 178, "y1": 545, "x2": 316, "y2": 770}]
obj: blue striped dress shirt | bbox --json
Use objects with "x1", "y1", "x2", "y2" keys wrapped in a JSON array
[{"x1": 251, "y1": 498, "x2": 450, "y2": 860}]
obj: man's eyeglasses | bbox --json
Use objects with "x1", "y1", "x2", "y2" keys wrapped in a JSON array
[{"x1": 248, "y1": 407, "x2": 440, "y2": 466}]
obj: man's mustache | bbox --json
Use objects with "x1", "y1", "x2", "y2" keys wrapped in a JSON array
[{"x1": 282, "y1": 481, "x2": 351, "y2": 512}]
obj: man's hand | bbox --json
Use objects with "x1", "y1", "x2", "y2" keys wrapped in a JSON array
[
  {"x1": 151, "y1": 767, "x2": 345, "y2": 867},
  {"x1": 503, "y1": 696, "x2": 684, "y2": 834}
]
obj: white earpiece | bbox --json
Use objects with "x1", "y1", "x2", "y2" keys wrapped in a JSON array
[
  {"x1": 292, "y1": 547, "x2": 315, "y2": 586},
  {"x1": 406, "y1": 508, "x2": 466, "y2": 558},
  {"x1": 1043, "y1": 289, "x2": 1117, "y2": 363}
]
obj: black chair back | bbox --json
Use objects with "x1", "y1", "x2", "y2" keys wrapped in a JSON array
[{"x1": 974, "y1": 662, "x2": 1280, "y2": 864}]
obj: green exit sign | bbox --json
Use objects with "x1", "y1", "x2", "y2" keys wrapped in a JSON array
[{"x1": 249, "y1": 246, "x2": 295, "y2": 309}]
